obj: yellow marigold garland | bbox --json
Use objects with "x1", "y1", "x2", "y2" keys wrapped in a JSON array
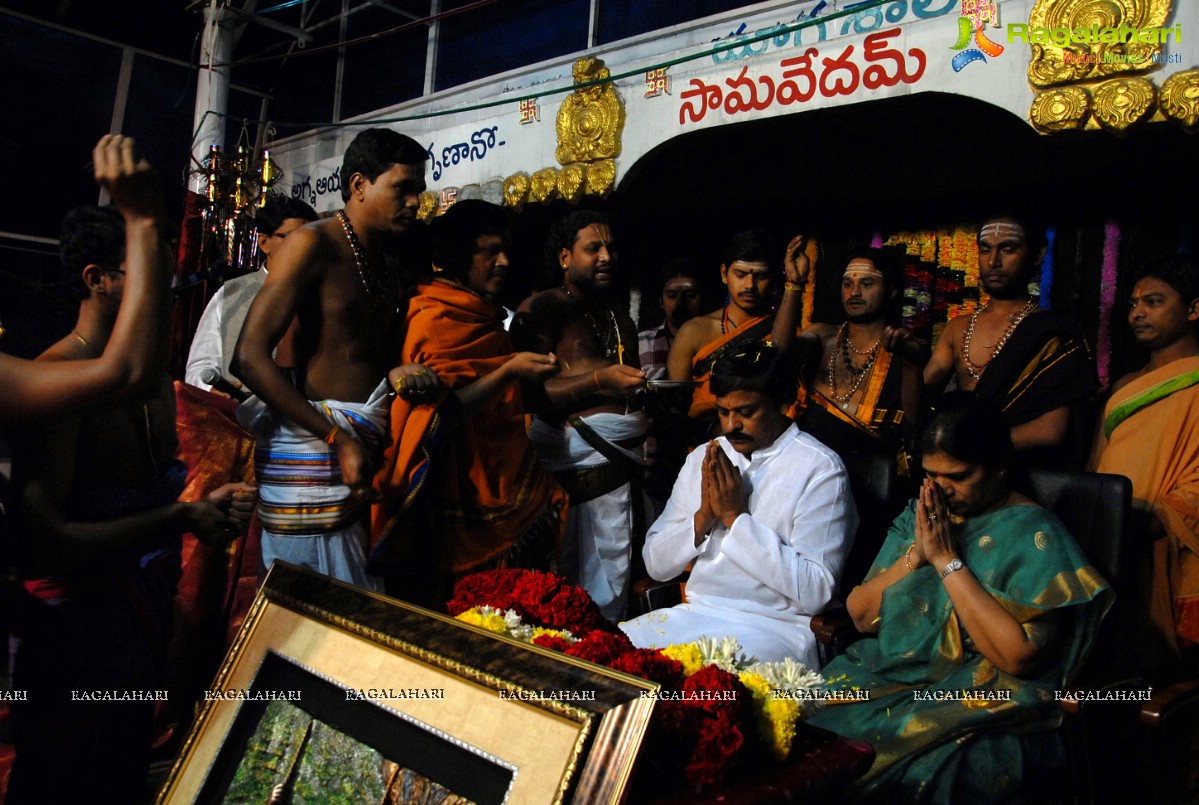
[
  {"x1": 738, "y1": 671, "x2": 802, "y2": 761},
  {"x1": 800, "y1": 236, "x2": 819, "y2": 330},
  {"x1": 662, "y1": 643, "x2": 705, "y2": 677},
  {"x1": 455, "y1": 606, "x2": 509, "y2": 634}
]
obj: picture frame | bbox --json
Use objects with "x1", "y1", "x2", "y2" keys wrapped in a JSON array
[{"x1": 157, "y1": 562, "x2": 659, "y2": 804}]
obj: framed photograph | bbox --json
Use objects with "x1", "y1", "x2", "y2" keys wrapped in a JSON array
[{"x1": 158, "y1": 562, "x2": 658, "y2": 804}]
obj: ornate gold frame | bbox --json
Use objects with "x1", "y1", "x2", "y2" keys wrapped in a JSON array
[
  {"x1": 156, "y1": 563, "x2": 658, "y2": 804},
  {"x1": 1025, "y1": 0, "x2": 1198, "y2": 133}
]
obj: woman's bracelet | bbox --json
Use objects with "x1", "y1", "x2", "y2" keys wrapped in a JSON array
[{"x1": 904, "y1": 543, "x2": 916, "y2": 574}]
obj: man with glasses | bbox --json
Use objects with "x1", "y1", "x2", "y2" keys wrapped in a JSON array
[{"x1": 185, "y1": 196, "x2": 318, "y2": 397}]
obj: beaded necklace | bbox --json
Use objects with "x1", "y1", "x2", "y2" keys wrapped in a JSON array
[
  {"x1": 562, "y1": 285, "x2": 622, "y2": 360},
  {"x1": 961, "y1": 299, "x2": 1038, "y2": 381},
  {"x1": 336, "y1": 211, "x2": 385, "y2": 297},
  {"x1": 827, "y1": 323, "x2": 882, "y2": 409},
  {"x1": 720, "y1": 304, "x2": 737, "y2": 335}
]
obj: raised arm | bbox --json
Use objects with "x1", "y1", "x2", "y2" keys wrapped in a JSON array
[
  {"x1": 0, "y1": 134, "x2": 169, "y2": 420},
  {"x1": 770, "y1": 234, "x2": 809, "y2": 356}
]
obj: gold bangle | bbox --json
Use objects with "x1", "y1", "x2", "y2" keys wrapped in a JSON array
[
  {"x1": 904, "y1": 543, "x2": 916, "y2": 574},
  {"x1": 323, "y1": 425, "x2": 340, "y2": 445},
  {"x1": 593, "y1": 369, "x2": 602, "y2": 391},
  {"x1": 784, "y1": 283, "x2": 804, "y2": 292}
]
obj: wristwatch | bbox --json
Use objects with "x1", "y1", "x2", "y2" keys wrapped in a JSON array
[{"x1": 939, "y1": 558, "x2": 965, "y2": 579}]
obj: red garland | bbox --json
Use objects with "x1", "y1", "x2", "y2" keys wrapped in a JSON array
[
  {"x1": 447, "y1": 569, "x2": 609, "y2": 634},
  {"x1": 531, "y1": 633, "x2": 573, "y2": 652},
  {"x1": 449, "y1": 569, "x2": 765, "y2": 790},
  {"x1": 564, "y1": 630, "x2": 635, "y2": 665},
  {"x1": 609, "y1": 649, "x2": 686, "y2": 689}
]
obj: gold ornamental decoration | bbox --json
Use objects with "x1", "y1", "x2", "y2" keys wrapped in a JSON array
[
  {"x1": 585, "y1": 160, "x2": 616, "y2": 197},
  {"x1": 1160, "y1": 69, "x2": 1199, "y2": 128},
  {"x1": 556, "y1": 164, "x2": 585, "y2": 202},
  {"x1": 503, "y1": 173, "x2": 530, "y2": 209},
  {"x1": 1027, "y1": 0, "x2": 1173, "y2": 88},
  {"x1": 1030, "y1": 86, "x2": 1092, "y2": 131},
  {"x1": 1091, "y1": 77, "x2": 1157, "y2": 131},
  {"x1": 530, "y1": 167, "x2": 559, "y2": 204},
  {"x1": 417, "y1": 191, "x2": 438, "y2": 223},
  {"x1": 555, "y1": 58, "x2": 625, "y2": 166}
]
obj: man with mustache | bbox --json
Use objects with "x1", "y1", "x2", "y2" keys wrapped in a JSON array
[
  {"x1": 924, "y1": 214, "x2": 1097, "y2": 466},
  {"x1": 372, "y1": 200, "x2": 564, "y2": 607},
  {"x1": 511, "y1": 210, "x2": 647, "y2": 621},
  {"x1": 235, "y1": 128, "x2": 436, "y2": 591},
  {"x1": 638, "y1": 259, "x2": 703, "y2": 520},
  {"x1": 667, "y1": 230, "x2": 808, "y2": 438},
  {"x1": 797, "y1": 247, "x2": 920, "y2": 467},
  {"x1": 1091, "y1": 255, "x2": 1199, "y2": 654},
  {"x1": 621, "y1": 346, "x2": 855, "y2": 668}
]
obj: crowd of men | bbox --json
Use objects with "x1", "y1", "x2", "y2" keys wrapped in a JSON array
[{"x1": 3, "y1": 128, "x2": 1198, "y2": 800}]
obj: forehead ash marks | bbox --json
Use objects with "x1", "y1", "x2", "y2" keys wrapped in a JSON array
[
  {"x1": 978, "y1": 221, "x2": 1026, "y2": 244},
  {"x1": 664, "y1": 278, "x2": 697, "y2": 292},
  {"x1": 842, "y1": 260, "x2": 884, "y2": 280}
]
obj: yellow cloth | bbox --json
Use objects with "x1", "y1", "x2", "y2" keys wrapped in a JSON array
[{"x1": 1097, "y1": 356, "x2": 1199, "y2": 648}]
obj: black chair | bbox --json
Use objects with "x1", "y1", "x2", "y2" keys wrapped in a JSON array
[{"x1": 810, "y1": 451, "x2": 901, "y2": 667}]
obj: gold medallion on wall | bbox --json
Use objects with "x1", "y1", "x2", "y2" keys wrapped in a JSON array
[
  {"x1": 1027, "y1": 0, "x2": 1172, "y2": 88},
  {"x1": 1026, "y1": 0, "x2": 1184, "y2": 134},
  {"x1": 503, "y1": 58, "x2": 626, "y2": 207},
  {"x1": 1159, "y1": 69, "x2": 1199, "y2": 128}
]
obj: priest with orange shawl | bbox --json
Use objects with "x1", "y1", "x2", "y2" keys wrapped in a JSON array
[
  {"x1": 666, "y1": 230, "x2": 808, "y2": 440},
  {"x1": 1091, "y1": 255, "x2": 1199, "y2": 652},
  {"x1": 372, "y1": 201, "x2": 566, "y2": 607}
]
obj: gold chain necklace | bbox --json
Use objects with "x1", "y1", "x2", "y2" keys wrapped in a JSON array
[
  {"x1": 961, "y1": 299, "x2": 1038, "y2": 381},
  {"x1": 562, "y1": 285, "x2": 622, "y2": 360},
  {"x1": 336, "y1": 211, "x2": 385, "y2": 297},
  {"x1": 827, "y1": 323, "x2": 881, "y2": 409}
]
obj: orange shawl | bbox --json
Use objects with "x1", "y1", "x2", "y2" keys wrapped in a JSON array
[
  {"x1": 371, "y1": 280, "x2": 565, "y2": 574},
  {"x1": 688, "y1": 315, "x2": 773, "y2": 419}
]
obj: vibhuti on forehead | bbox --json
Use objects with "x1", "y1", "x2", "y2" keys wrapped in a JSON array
[
  {"x1": 979, "y1": 221, "x2": 1026, "y2": 243},
  {"x1": 843, "y1": 260, "x2": 884, "y2": 279},
  {"x1": 664, "y1": 278, "x2": 696, "y2": 291}
]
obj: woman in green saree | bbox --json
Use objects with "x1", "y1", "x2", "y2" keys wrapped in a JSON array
[{"x1": 808, "y1": 392, "x2": 1112, "y2": 803}]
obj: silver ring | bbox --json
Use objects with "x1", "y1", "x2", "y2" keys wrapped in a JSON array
[{"x1": 928, "y1": 514, "x2": 938, "y2": 522}]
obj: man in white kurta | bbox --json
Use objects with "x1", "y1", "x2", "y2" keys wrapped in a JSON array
[{"x1": 621, "y1": 347, "x2": 856, "y2": 669}]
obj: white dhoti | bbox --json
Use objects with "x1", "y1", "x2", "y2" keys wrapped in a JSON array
[
  {"x1": 237, "y1": 380, "x2": 390, "y2": 592},
  {"x1": 528, "y1": 411, "x2": 647, "y2": 622}
]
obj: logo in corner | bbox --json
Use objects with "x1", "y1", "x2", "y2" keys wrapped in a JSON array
[{"x1": 949, "y1": 0, "x2": 1005, "y2": 72}]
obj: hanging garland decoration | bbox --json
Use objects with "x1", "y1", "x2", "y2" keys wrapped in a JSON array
[
  {"x1": 888, "y1": 231, "x2": 936, "y2": 343},
  {"x1": 800, "y1": 236, "x2": 819, "y2": 330},
  {"x1": 1039, "y1": 226, "x2": 1056, "y2": 311},
  {"x1": 1097, "y1": 219, "x2": 1121, "y2": 390},
  {"x1": 932, "y1": 227, "x2": 958, "y2": 344},
  {"x1": 952, "y1": 226, "x2": 982, "y2": 321}
]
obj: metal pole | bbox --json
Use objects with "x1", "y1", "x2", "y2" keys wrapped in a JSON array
[{"x1": 190, "y1": 0, "x2": 234, "y2": 194}]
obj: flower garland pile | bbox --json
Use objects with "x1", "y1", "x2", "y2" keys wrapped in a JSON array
[{"x1": 447, "y1": 569, "x2": 826, "y2": 787}]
